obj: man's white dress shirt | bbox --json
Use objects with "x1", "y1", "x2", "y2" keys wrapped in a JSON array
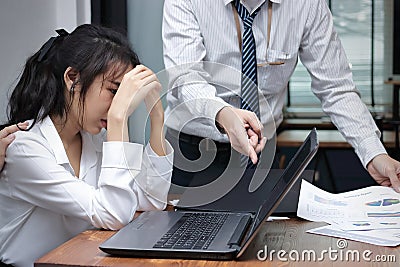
[
  {"x1": 0, "y1": 116, "x2": 173, "y2": 267},
  {"x1": 162, "y1": 0, "x2": 387, "y2": 167}
]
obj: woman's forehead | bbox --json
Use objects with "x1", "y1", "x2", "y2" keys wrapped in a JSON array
[{"x1": 104, "y1": 62, "x2": 133, "y2": 80}]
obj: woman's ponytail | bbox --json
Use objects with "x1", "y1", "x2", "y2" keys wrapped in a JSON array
[{"x1": 7, "y1": 32, "x2": 69, "y2": 129}]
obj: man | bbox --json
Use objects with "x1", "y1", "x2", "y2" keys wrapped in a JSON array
[{"x1": 162, "y1": 0, "x2": 400, "y2": 191}]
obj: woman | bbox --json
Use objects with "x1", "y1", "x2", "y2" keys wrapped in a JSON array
[{"x1": 0, "y1": 24, "x2": 173, "y2": 267}]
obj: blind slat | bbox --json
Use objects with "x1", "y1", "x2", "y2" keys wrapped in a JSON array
[{"x1": 288, "y1": 0, "x2": 388, "y2": 110}]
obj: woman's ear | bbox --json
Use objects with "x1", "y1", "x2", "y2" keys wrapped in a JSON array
[{"x1": 64, "y1": 67, "x2": 80, "y2": 92}]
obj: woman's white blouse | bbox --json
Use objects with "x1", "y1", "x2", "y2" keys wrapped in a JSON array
[{"x1": 0, "y1": 116, "x2": 173, "y2": 267}]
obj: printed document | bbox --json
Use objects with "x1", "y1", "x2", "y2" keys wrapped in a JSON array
[{"x1": 297, "y1": 180, "x2": 400, "y2": 246}]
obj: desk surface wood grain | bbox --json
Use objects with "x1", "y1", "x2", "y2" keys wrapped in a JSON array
[{"x1": 35, "y1": 218, "x2": 399, "y2": 267}]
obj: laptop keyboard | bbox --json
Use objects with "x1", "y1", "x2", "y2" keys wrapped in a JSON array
[{"x1": 153, "y1": 212, "x2": 229, "y2": 250}]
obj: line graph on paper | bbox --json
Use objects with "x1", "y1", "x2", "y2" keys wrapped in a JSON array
[{"x1": 306, "y1": 204, "x2": 345, "y2": 219}]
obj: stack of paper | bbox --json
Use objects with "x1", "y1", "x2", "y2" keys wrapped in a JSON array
[{"x1": 297, "y1": 180, "x2": 400, "y2": 247}]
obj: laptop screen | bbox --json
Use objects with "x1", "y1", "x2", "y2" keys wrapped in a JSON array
[{"x1": 237, "y1": 128, "x2": 318, "y2": 257}]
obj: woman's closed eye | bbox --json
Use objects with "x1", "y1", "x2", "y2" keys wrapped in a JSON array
[{"x1": 109, "y1": 89, "x2": 118, "y2": 95}]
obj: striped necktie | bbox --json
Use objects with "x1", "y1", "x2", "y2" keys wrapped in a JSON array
[
  {"x1": 234, "y1": 0, "x2": 261, "y2": 118},
  {"x1": 234, "y1": 0, "x2": 263, "y2": 167}
]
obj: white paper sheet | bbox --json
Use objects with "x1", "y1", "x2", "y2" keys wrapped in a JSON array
[
  {"x1": 297, "y1": 180, "x2": 400, "y2": 246},
  {"x1": 297, "y1": 180, "x2": 400, "y2": 231},
  {"x1": 307, "y1": 224, "x2": 400, "y2": 247}
]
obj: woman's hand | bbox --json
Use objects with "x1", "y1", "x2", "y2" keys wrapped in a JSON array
[
  {"x1": 0, "y1": 122, "x2": 29, "y2": 171},
  {"x1": 107, "y1": 65, "x2": 162, "y2": 142},
  {"x1": 144, "y1": 79, "x2": 163, "y2": 120},
  {"x1": 142, "y1": 71, "x2": 166, "y2": 156},
  {"x1": 109, "y1": 65, "x2": 161, "y2": 121}
]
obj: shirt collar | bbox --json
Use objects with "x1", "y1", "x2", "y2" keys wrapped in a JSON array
[
  {"x1": 223, "y1": 0, "x2": 281, "y2": 6},
  {"x1": 38, "y1": 116, "x2": 70, "y2": 165},
  {"x1": 38, "y1": 116, "x2": 104, "y2": 166}
]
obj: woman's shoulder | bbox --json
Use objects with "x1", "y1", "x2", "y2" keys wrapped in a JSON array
[
  {"x1": 10, "y1": 129, "x2": 48, "y2": 150},
  {"x1": 8, "y1": 119, "x2": 54, "y2": 155}
]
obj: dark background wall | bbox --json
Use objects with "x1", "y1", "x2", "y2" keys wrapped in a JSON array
[{"x1": 91, "y1": 0, "x2": 127, "y2": 33}]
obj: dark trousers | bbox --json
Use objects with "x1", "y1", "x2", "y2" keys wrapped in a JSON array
[{"x1": 166, "y1": 128, "x2": 279, "y2": 188}]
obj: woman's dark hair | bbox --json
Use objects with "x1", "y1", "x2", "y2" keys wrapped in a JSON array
[{"x1": 7, "y1": 24, "x2": 140, "y2": 129}]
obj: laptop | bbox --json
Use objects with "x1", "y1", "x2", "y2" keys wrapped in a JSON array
[
  {"x1": 99, "y1": 128, "x2": 318, "y2": 260},
  {"x1": 176, "y1": 168, "x2": 315, "y2": 215}
]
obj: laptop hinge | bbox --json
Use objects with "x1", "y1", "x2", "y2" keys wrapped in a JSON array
[
  {"x1": 230, "y1": 244, "x2": 241, "y2": 251},
  {"x1": 227, "y1": 214, "x2": 252, "y2": 246}
]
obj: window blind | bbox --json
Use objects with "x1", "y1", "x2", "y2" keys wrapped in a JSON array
[{"x1": 287, "y1": 0, "x2": 388, "y2": 113}]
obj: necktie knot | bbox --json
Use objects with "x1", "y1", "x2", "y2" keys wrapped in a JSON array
[
  {"x1": 243, "y1": 17, "x2": 255, "y2": 29},
  {"x1": 234, "y1": 0, "x2": 259, "y2": 29}
]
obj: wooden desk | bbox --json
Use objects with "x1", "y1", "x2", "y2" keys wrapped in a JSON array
[
  {"x1": 35, "y1": 218, "x2": 399, "y2": 267},
  {"x1": 277, "y1": 129, "x2": 396, "y2": 149}
]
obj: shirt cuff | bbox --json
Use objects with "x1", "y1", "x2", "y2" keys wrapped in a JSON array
[
  {"x1": 203, "y1": 98, "x2": 231, "y2": 132},
  {"x1": 102, "y1": 142, "x2": 143, "y2": 170},
  {"x1": 143, "y1": 141, "x2": 174, "y2": 176},
  {"x1": 354, "y1": 135, "x2": 387, "y2": 168}
]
